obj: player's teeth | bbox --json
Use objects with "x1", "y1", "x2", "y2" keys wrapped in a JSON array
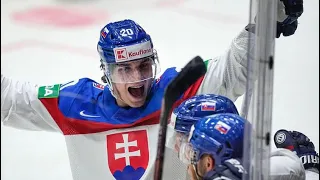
[{"x1": 131, "y1": 85, "x2": 143, "y2": 88}]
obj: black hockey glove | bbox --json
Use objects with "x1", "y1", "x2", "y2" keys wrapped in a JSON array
[{"x1": 274, "y1": 129, "x2": 319, "y2": 171}]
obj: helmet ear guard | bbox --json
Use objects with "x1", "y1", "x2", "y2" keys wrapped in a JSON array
[
  {"x1": 100, "y1": 60, "x2": 108, "y2": 83},
  {"x1": 99, "y1": 59, "x2": 118, "y2": 98}
]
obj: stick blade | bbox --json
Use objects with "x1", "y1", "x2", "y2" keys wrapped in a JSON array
[{"x1": 164, "y1": 56, "x2": 207, "y2": 103}]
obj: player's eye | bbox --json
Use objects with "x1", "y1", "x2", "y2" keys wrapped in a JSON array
[
  {"x1": 139, "y1": 63, "x2": 149, "y2": 70},
  {"x1": 124, "y1": 67, "x2": 131, "y2": 72}
]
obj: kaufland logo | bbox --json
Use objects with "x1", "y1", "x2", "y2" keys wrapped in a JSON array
[
  {"x1": 114, "y1": 41, "x2": 153, "y2": 62},
  {"x1": 115, "y1": 48, "x2": 128, "y2": 60},
  {"x1": 128, "y1": 48, "x2": 152, "y2": 58}
]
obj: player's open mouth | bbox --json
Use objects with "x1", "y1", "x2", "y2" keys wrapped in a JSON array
[{"x1": 128, "y1": 85, "x2": 145, "y2": 98}]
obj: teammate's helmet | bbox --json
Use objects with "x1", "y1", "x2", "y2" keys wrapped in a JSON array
[
  {"x1": 187, "y1": 113, "x2": 246, "y2": 167},
  {"x1": 97, "y1": 19, "x2": 160, "y2": 91},
  {"x1": 171, "y1": 94, "x2": 239, "y2": 134}
]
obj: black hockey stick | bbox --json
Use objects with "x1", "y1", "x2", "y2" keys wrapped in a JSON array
[{"x1": 153, "y1": 56, "x2": 207, "y2": 180}]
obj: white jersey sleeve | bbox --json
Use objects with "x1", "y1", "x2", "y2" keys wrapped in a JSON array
[
  {"x1": 306, "y1": 169, "x2": 319, "y2": 180},
  {"x1": 270, "y1": 148, "x2": 306, "y2": 180},
  {"x1": 1, "y1": 75, "x2": 60, "y2": 132},
  {"x1": 166, "y1": 29, "x2": 256, "y2": 150},
  {"x1": 197, "y1": 28, "x2": 256, "y2": 102}
]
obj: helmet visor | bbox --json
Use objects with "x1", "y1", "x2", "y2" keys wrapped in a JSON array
[
  {"x1": 105, "y1": 56, "x2": 159, "y2": 83},
  {"x1": 178, "y1": 142, "x2": 197, "y2": 165}
]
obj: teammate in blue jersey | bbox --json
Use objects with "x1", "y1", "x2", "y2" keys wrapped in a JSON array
[
  {"x1": 172, "y1": 94, "x2": 317, "y2": 180},
  {"x1": 167, "y1": 94, "x2": 239, "y2": 154},
  {"x1": 180, "y1": 119, "x2": 319, "y2": 180},
  {"x1": 168, "y1": 94, "x2": 247, "y2": 180},
  {"x1": 1, "y1": 0, "x2": 303, "y2": 179},
  {"x1": 182, "y1": 113, "x2": 247, "y2": 180}
]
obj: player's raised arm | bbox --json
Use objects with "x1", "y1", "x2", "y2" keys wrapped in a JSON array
[
  {"x1": 1, "y1": 75, "x2": 61, "y2": 132},
  {"x1": 197, "y1": 0, "x2": 303, "y2": 102},
  {"x1": 197, "y1": 28, "x2": 256, "y2": 102}
]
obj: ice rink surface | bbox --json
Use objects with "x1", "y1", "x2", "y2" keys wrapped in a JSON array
[{"x1": 1, "y1": 0, "x2": 319, "y2": 179}]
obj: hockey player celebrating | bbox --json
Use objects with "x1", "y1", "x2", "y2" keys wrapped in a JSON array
[
  {"x1": 178, "y1": 113, "x2": 248, "y2": 180},
  {"x1": 167, "y1": 94, "x2": 239, "y2": 154},
  {"x1": 1, "y1": 0, "x2": 303, "y2": 179},
  {"x1": 177, "y1": 113, "x2": 312, "y2": 180},
  {"x1": 171, "y1": 94, "x2": 318, "y2": 179}
]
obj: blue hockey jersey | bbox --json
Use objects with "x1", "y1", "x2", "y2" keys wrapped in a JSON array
[{"x1": 1, "y1": 29, "x2": 255, "y2": 180}]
